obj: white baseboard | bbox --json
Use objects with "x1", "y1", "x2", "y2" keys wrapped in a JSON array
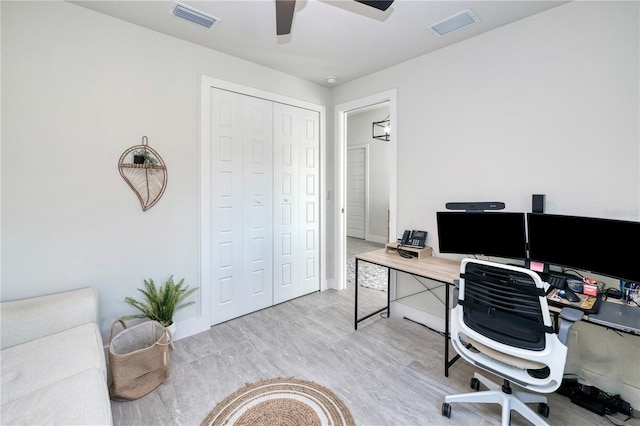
[{"x1": 390, "y1": 300, "x2": 445, "y2": 333}]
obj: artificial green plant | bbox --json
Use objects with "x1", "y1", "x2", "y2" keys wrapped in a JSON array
[{"x1": 121, "y1": 276, "x2": 198, "y2": 327}]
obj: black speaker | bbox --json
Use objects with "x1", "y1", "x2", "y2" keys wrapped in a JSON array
[{"x1": 532, "y1": 194, "x2": 545, "y2": 213}]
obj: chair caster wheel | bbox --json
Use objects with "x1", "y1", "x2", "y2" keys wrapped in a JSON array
[
  {"x1": 470, "y1": 377, "x2": 480, "y2": 391},
  {"x1": 538, "y1": 403, "x2": 550, "y2": 418},
  {"x1": 442, "y1": 402, "x2": 452, "y2": 418}
]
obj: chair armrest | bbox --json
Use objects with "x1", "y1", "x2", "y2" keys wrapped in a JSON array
[
  {"x1": 557, "y1": 307, "x2": 583, "y2": 344},
  {"x1": 1, "y1": 288, "x2": 99, "y2": 349}
]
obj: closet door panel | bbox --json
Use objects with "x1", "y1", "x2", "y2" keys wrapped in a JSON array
[
  {"x1": 242, "y1": 98, "x2": 274, "y2": 312},
  {"x1": 273, "y1": 103, "x2": 299, "y2": 304},
  {"x1": 273, "y1": 104, "x2": 320, "y2": 304},
  {"x1": 211, "y1": 90, "x2": 244, "y2": 323},
  {"x1": 298, "y1": 110, "x2": 320, "y2": 296},
  {"x1": 210, "y1": 88, "x2": 273, "y2": 324}
]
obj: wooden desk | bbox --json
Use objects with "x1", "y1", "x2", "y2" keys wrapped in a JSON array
[
  {"x1": 355, "y1": 250, "x2": 639, "y2": 379},
  {"x1": 354, "y1": 249, "x2": 461, "y2": 376}
]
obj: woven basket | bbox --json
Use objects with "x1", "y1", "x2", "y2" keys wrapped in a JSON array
[{"x1": 108, "y1": 319, "x2": 173, "y2": 401}]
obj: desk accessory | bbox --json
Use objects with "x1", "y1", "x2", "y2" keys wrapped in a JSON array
[
  {"x1": 583, "y1": 283, "x2": 598, "y2": 297},
  {"x1": 558, "y1": 377, "x2": 632, "y2": 417},
  {"x1": 532, "y1": 194, "x2": 545, "y2": 213},
  {"x1": 547, "y1": 288, "x2": 601, "y2": 314},
  {"x1": 565, "y1": 278, "x2": 584, "y2": 293},
  {"x1": 557, "y1": 288, "x2": 580, "y2": 302},
  {"x1": 620, "y1": 281, "x2": 640, "y2": 306},
  {"x1": 605, "y1": 288, "x2": 622, "y2": 299},
  {"x1": 588, "y1": 301, "x2": 640, "y2": 335},
  {"x1": 445, "y1": 201, "x2": 505, "y2": 211},
  {"x1": 399, "y1": 229, "x2": 427, "y2": 248},
  {"x1": 385, "y1": 243, "x2": 432, "y2": 259}
]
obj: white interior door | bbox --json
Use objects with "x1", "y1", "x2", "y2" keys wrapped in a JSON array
[
  {"x1": 210, "y1": 88, "x2": 274, "y2": 324},
  {"x1": 347, "y1": 146, "x2": 366, "y2": 239},
  {"x1": 273, "y1": 104, "x2": 320, "y2": 303}
]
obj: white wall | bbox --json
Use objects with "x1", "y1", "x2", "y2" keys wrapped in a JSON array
[
  {"x1": 1, "y1": 1, "x2": 330, "y2": 342},
  {"x1": 347, "y1": 105, "x2": 391, "y2": 242},
  {"x1": 332, "y1": 1, "x2": 639, "y2": 254}
]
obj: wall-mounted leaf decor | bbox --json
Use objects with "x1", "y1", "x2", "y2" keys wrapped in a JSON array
[{"x1": 118, "y1": 136, "x2": 168, "y2": 211}]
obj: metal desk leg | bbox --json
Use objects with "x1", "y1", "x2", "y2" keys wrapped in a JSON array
[
  {"x1": 444, "y1": 283, "x2": 461, "y2": 377},
  {"x1": 355, "y1": 258, "x2": 390, "y2": 329},
  {"x1": 387, "y1": 267, "x2": 391, "y2": 317},
  {"x1": 355, "y1": 258, "x2": 359, "y2": 330},
  {"x1": 445, "y1": 281, "x2": 450, "y2": 377}
]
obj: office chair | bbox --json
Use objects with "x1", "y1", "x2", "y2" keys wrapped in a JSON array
[{"x1": 442, "y1": 258, "x2": 583, "y2": 426}]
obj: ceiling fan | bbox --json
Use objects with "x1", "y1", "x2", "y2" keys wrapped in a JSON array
[{"x1": 275, "y1": 0, "x2": 394, "y2": 35}]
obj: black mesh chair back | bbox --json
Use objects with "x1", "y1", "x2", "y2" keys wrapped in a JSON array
[{"x1": 459, "y1": 261, "x2": 553, "y2": 351}]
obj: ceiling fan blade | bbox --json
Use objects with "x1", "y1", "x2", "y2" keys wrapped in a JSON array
[
  {"x1": 275, "y1": 0, "x2": 296, "y2": 35},
  {"x1": 354, "y1": 0, "x2": 394, "y2": 12}
]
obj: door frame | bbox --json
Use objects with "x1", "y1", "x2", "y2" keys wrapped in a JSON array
[
  {"x1": 199, "y1": 75, "x2": 327, "y2": 329},
  {"x1": 334, "y1": 90, "x2": 397, "y2": 291}
]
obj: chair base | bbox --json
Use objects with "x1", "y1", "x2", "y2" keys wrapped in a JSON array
[{"x1": 443, "y1": 372, "x2": 550, "y2": 426}]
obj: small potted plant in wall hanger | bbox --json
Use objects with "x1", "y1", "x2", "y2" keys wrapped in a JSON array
[
  {"x1": 132, "y1": 148, "x2": 159, "y2": 168},
  {"x1": 120, "y1": 276, "x2": 198, "y2": 338}
]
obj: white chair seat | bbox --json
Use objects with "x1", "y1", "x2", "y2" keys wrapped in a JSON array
[{"x1": 465, "y1": 335, "x2": 547, "y2": 370}]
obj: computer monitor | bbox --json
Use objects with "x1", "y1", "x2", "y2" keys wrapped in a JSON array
[
  {"x1": 527, "y1": 213, "x2": 640, "y2": 283},
  {"x1": 436, "y1": 212, "x2": 527, "y2": 259}
]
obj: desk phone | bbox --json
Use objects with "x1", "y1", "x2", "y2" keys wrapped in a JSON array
[{"x1": 400, "y1": 230, "x2": 427, "y2": 248}]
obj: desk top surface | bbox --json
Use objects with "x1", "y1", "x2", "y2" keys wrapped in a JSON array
[
  {"x1": 356, "y1": 250, "x2": 639, "y2": 334},
  {"x1": 355, "y1": 249, "x2": 460, "y2": 284}
]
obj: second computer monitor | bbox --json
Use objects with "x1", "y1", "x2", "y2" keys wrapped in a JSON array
[{"x1": 527, "y1": 213, "x2": 640, "y2": 283}]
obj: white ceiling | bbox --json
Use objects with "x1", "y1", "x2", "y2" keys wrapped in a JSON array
[{"x1": 70, "y1": 0, "x2": 568, "y2": 87}]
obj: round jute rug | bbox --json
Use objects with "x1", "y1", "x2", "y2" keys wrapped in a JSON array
[{"x1": 200, "y1": 377, "x2": 356, "y2": 426}]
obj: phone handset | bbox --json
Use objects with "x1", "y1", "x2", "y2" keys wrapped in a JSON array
[{"x1": 401, "y1": 230, "x2": 412, "y2": 245}]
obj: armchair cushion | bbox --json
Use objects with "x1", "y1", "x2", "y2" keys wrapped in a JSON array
[
  {"x1": 1, "y1": 288, "x2": 99, "y2": 350},
  {"x1": 1, "y1": 323, "x2": 106, "y2": 405},
  {"x1": 1, "y1": 369, "x2": 111, "y2": 426}
]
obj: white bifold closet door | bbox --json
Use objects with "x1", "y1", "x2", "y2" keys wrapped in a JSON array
[
  {"x1": 273, "y1": 103, "x2": 320, "y2": 304},
  {"x1": 210, "y1": 89, "x2": 274, "y2": 324},
  {"x1": 209, "y1": 88, "x2": 319, "y2": 325}
]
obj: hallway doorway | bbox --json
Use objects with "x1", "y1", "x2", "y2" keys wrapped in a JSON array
[{"x1": 334, "y1": 89, "x2": 397, "y2": 292}]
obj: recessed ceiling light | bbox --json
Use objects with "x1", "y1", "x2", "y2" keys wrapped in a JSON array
[
  {"x1": 429, "y1": 9, "x2": 479, "y2": 37},
  {"x1": 326, "y1": 76, "x2": 337, "y2": 85},
  {"x1": 169, "y1": 2, "x2": 221, "y2": 29}
]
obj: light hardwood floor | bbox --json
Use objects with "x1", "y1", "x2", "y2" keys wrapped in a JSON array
[
  {"x1": 110, "y1": 271, "x2": 633, "y2": 426},
  {"x1": 347, "y1": 236, "x2": 385, "y2": 259}
]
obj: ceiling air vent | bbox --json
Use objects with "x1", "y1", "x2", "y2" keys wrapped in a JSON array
[
  {"x1": 429, "y1": 9, "x2": 479, "y2": 37},
  {"x1": 169, "y1": 2, "x2": 221, "y2": 29}
]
